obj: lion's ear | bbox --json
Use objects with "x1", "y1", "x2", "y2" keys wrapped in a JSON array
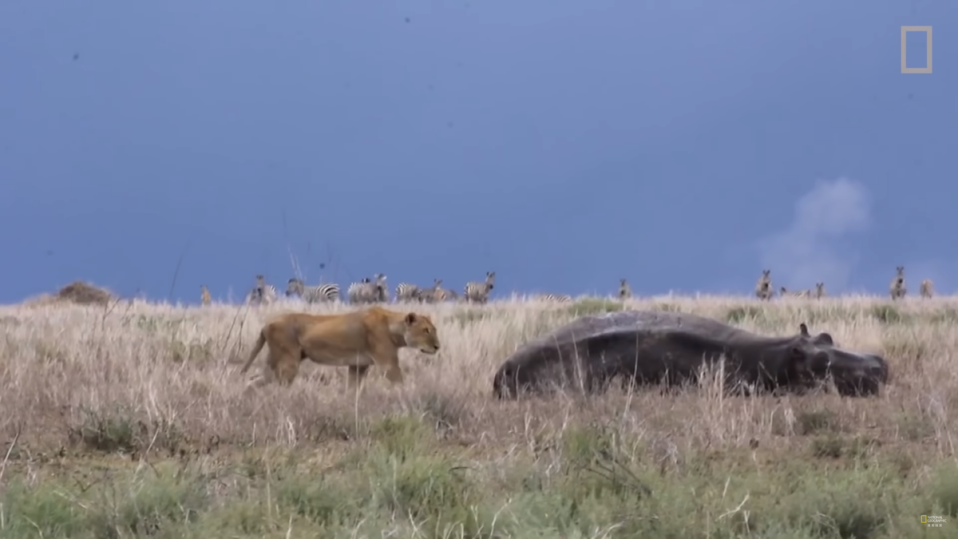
[{"x1": 405, "y1": 313, "x2": 417, "y2": 325}]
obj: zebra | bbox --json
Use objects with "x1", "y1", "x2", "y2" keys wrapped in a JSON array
[
  {"x1": 920, "y1": 278, "x2": 934, "y2": 299},
  {"x1": 347, "y1": 277, "x2": 374, "y2": 304},
  {"x1": 245, "y1": 274, "x2": 278, "y2": 306},
  {"x1": 200, "y1": 285, "x2": 211, "y2": 306},
  {"x1": 618, "y1": 278, "x2": 632, "y2": 300},
  {"x1": 422, "y1": 278, "x2": 458, "y2": 303},
  {"x1": 395, "y1": 282, "x2": 422, "y2": 303},
  {"x1": 415, "y1": 279, "x2": 440, "y2": 304},
  {"x1": 533, "y1": 293, "x2": 573, "y2": 303},
  {"x1": 463, "y1": 271, "x2": 496, "y2": 304},
  {"x1": 372, "y1": 273, "x2": 389, "y2": 302},
  {"x1": 779, "y1": 286, "x2": 810, "y2": 298},
  {"x1": 438, "y1": 287, "x2": 459, "y2": 302},
  {"x1": 285, "y1": 277, "x2": 340, "y2": 303},
  {"x1": 814, "y1": 282, "x2": 826, "y2": 299},
  {"x1": 889, "y1": 266, "x2": 906, "y2": 300},
  {"x1": 347, "y1": 274, "x2": 387, "y2": 304},
  {"x1": 755, "y1": 269, "x2": 773, "y2": 301}
]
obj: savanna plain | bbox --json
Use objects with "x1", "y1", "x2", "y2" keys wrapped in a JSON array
[{"x1": 1, "y1": 294, "x2": 957, "y2": 538}]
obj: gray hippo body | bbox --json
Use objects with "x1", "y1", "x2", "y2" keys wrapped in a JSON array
[{"x1": 493, "y1": 310, "x2": 889, "y2": 399}]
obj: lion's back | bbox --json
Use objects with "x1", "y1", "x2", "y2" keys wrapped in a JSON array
[{"x1": 292, "y1": 307, "x2": 403, "y2": 355}]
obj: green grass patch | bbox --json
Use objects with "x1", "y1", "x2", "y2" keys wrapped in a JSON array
[{"x1": 567, "y1": 298, "x2": 626, "y2": 316}]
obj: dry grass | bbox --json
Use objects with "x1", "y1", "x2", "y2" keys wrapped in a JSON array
[{"x1": 1, "y1": 294, "x2": 958, "y2": 537}]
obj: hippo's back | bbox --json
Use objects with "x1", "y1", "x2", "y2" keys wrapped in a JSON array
[{"x1": 514, "y1": 310, "x2": 752, "y2": 354}]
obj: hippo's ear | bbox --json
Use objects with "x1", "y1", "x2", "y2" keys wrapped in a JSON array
[
  {"x1": 799, "y1": 323, "x2": 810, "y2": 337},
  {"x1": 814, "y1": 332, "x2": 834, "y2": 346}
]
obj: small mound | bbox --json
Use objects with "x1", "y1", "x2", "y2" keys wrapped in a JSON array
[{"x1": 54, "y1": 281, "x2": 115, "y2": 306}]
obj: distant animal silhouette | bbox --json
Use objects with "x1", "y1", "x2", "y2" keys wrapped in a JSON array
[
  {"x1": 347, "y1": 274, "x2": 387, "y2": 304},
  {"x1": 889, "y1": 266, "x2": 906, "y2": 300},
  {"x1": 347, "y1": 278, "x2": 377, "y2": 304},
  {"x1": 422, "y1": 278, "x2": 457, "y2": 303},
  {"x1": 920, "y1": 279, "x2": 934, "y2": 299},
  {"x1": 395, "y1": 282, "x2": 422, "y2": 303},
  {"x1": 464, "y1": 271, "x2": 496, "y2": 304},
  {"x1": 755, "y1": 270, "x2": 773, "y2": 301},
  {"x1": 372, "y1": 273, "x2": 389, "y2": 302},
  {"x1": 779, "y1": 286, "x2": 810, "y2": 298},
  {"x1": 814, "y1": 282, "x2": 826, "y2": 299},
  {"x1": 200, "y1": 285, "x2": 211, "y2": 306},
  {"x1": 618, "y1": 279, "x2": 632, "y2": 300},
  {"x1": 245, "y1": 275, "x2": 277, "y2": 306}
]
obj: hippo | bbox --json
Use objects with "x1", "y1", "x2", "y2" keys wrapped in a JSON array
[{"x1": 492, "y1": 310, "x2": 888, "y2": 399}]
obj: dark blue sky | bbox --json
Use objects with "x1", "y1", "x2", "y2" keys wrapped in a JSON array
[{"x1": 2, "y1": 1, "x2": 954, "y2": 304}]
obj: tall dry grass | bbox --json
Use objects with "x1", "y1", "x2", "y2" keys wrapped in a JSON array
[{"x1": 1, "y1": 295, "x2": 957, "y2": 537}]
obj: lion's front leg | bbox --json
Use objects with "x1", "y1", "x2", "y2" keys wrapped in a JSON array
[
  {"x1": 384, "y1": 364, "x2": 404, "y2": 385},
  {"x1": 274, "y1": 358, "x2": 300, "y2": 386},
  {"x1": 369, "y1": 345, "x2": 404, "y2": 385}
]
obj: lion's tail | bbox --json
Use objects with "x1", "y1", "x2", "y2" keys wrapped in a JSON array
[{"x1": 239, "y1": 331, "x2": 267, "y2": 374}]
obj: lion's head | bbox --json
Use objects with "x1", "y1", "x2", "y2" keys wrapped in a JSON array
[{"x1": 402, "y1": 312, "x2": 440, "y2": 354}]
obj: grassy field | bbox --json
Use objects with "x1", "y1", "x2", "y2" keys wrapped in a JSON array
[{"x1": 1, "y1": 294, "x2": 957, "y2": 538}]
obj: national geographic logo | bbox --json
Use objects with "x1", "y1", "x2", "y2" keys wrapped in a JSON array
[{"x1": 901, "y1": 26, "x2": 932, "y2": 74}]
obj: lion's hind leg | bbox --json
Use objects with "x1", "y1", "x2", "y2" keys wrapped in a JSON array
[
  {"x1": 271, "y1": 349, "x2": 301, "y2": 386},
  {"x1": 347, "y1": 365, "x2": 370, "y2": 391},
  {"x1": 243, "y1": 359, "x2": 277, "y2": 390},
  {"x1": 245, "y1": 347, "x2": 301, "y2": 390}
]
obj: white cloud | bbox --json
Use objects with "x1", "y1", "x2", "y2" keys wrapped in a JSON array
[{"x1": 756, "y1": 177, "x2": 871, "y2": 292}]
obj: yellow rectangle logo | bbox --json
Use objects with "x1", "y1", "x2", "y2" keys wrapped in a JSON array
[
  {"x1": 922, "y1": 515, "x2": 927, "y2": 523},
  {"x1": 901, "y1": 26, "x2": 933, "y2": 74}
]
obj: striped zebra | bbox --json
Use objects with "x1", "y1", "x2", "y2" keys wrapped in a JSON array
[
  {"x1": 779, "y1": 286, "x2": 811, "y2": 298},
  {"x1": 463, "y1": 271, "x2": 496, "y2": 304},
  {"x1": 533, "y1": 293, "x2": 573, "y2": 303},
  {"x1": 200, "y1": 285, "x2": 211, "y2": 306},
  {"x1": 347, "y1": 274, "x2": 387, "y2": 304},
  {"x1": 395, "y1": 282, "x2": 422, "y2": 303},
  {"x1": 245, "y1": 275, "x2": 278, "y2": 306},
  {"x1": 618, "y1": 278, "x2": 632, "y2": 300},
  {"x1": 372, "y1": 273, "x2": 389, "y2": 302},
  {"x1": 755, "y1": 269, "x2": 773, "y2": 301},
  {"x1": 285, "y1": 277, "x2": 340, "y2": 303},
  {"x1": 416, "y1": 279, "x2": 440, "y2": 304},
  {"x1": 889, "y1": 266, "x2": 906, "y2": 300},
  {"x1": 421, "y1": 278, "x2": 458, "y2": 303},
  {"x1": 437, "y1": 287, "x2": 459, "y2": 302}
]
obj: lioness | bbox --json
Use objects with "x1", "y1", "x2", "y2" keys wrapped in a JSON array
[{"x1": 239, "y1": 306, "x2": 440, "y2": 390}]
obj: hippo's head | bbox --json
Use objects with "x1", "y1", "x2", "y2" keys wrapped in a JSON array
[
  {"x1": 784, "y1": 323, "x2": 888, "y2": 396},
  {"x1": 492, "y1": 347, "x2": 559, "y2": 399}
]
